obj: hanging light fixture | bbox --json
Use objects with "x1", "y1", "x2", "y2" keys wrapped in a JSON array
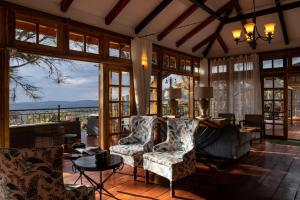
[{"x1": 231, "y1": 0, "x2": 276, "y2": 49}]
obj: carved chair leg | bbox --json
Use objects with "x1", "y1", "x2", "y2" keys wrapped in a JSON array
[
  {"x1": 144, "y1": 170, "x2": 149, "y2": 184},
  {"x1": 133, "y1": 166, "x2": 137, "y2": 181},
  {"x1": 170, "y1": 181, "x2": 175, "y2": 197}
]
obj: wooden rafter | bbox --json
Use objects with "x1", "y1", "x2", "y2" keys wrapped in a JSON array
[
  {"x1": 105, "y1": 0, "x2": 130, "y2": 25},
  {"x1": 201, "y1": 2, "x2": 235, "y2": 56},
  {"x1": 233, "y1": 0, "x2": 247, "y2": 27},
  {"x1": 217, "y1": 36, "x2": 228, "y2": 53},
  {"x1": 192, "y1": 34, "x2": 215, "y2": 52},
  {"x1": 225, "y1": 1, "x2": 300, "y2": 24},
  {"x1": 190, "y1": 0, "x2": 223, "y2": 21},
  {"x1": 176, "y1": 1, "x2": 232, "y2": 47},
  {"x1": 275, "y1": 0, "x2": 289, "y2": 45},
  {"x1": 157, "y1": 4, "x2": 198, "y2": 41},
  {"x1": 135, "y1": 0, "x2": 173, "y2": 34},
  {"x1": 60, "y1": 0, "x2": 74, "y2": 12}
]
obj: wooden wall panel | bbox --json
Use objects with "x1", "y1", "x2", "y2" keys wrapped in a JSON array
[
  {"x1": 0, "y1": 49, "x2": 9, "y2": 147},
  {"x1": 0, "y1": 6, "x2": 5, "y2": 46}
]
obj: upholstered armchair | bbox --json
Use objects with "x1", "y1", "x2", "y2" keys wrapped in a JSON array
[
  {"x1": 0, "y1": 146, "x2": 95, "y2": 200},
  {"x1": 109, "y1": 115, "x2": 157, "y2": 180},
  {"x1": 143, "y1": 118, "x2": 199, "y2": 197}
]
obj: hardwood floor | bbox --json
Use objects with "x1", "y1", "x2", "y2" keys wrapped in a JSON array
[{"x1": 63, "y1": 137, "x2": 300, "y2": 200}]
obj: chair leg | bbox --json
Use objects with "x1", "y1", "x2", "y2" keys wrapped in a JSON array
[
  {"x1": 144, "y1": 170, "x2": 149, "y2": 184},
  {"x1": 170, "y1": 181, "x2": 175, "y2": 197},
  {"x1": 133, "y1": 166, "x2": 137, "y2": 181}
]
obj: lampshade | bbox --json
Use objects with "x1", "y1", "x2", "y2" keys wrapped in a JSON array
[
  {"x1": 244, "y1": 23, "x2": 255, "y2": 35},
  {"x1": 194, "y1": 87, "x2": 213, "y2": 100},
  {"x1": 264, "y1": 23, "x2": 275, "y2": 36},
  {"x1": 245, "y1": 34, "x2": 252, "y2": 42},
  {"x1": 164, "y1": 88, "x2": 182, "y2": 100},
  {"x1": 232, "y1": 29, "x2": 242, "y2": 40},
  {"x1": 141, "y1": 59, "x2": 147, "y2": 66}
]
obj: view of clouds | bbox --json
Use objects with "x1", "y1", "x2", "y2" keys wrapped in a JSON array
[{"x1": 10, "y1": 57, "x2": 99, "y2": 103}]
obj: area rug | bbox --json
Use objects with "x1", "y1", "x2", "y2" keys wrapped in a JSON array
[{"x1": 270, "y1": 139, "x2": 300, "y2": 147}]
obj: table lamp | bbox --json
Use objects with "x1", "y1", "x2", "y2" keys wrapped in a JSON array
[{"x1": 194, "y1": 86, "x2": 213, "y2": 118}]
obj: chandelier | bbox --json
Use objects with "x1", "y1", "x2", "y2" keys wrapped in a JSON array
[{"x1": 231, "y1": 0, "x2": 276, "y2": 49}]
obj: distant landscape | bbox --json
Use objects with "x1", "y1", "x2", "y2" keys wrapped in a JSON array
[{"x1": 10, "y1": 100, "x2": 98, "y2": 110}]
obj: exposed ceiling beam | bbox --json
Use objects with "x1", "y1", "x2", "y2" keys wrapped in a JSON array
[
  {"x1": 60, "y1": 0, "x2": 74, "y2": 12},
  {"x1": 157, "y1": 4, "x2": 198, "y2": 41},
  {"x1": 217, "y1": 36, "x2": 228, "y2": 53},
  {"x1": 275, "y1": 0, "x2": 289, "y2": 45},
  {"x1": 135, "y1": 0, "x2": 173, "y2": 34},
  {"x1": 192, "y1": 34, "x2": 215, "y2": 52},
  {"x1": 225, "y1": 1, "x2": 300, "y2": 24},
  {"x1": 233, "y1": 0, "x2": 248, "y2": 27},
  {"x1": 105, "y1": 0, "x2": 130, "y2": 25},
  {"x1": 176, "y1": 1, "x2": 232, "y2": 47},
  {"x1": 202, "y1": 2, "x2": 235, "y2": 56},
  {"x1": 190, "y1": 0, "x2": 224, "y2": 21}
]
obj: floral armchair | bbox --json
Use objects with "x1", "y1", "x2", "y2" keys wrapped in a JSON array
[
  {"x1": 143, "y1": 118, "x2": 199, "y2": 197},
  {"x1": 109, "y1": 115, "x2": 157, "y2": 180},
  {"x1": 0, "y1": 146, "x2": 95, "y2": 200}
]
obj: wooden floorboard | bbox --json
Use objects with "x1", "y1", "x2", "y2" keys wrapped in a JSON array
[{"x1": 63, "y1": 140, "x2": 300, "y2": 200}]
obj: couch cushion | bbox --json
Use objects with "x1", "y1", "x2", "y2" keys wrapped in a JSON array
[
  {"x1": 110, "y1": 144, "x2": 144, "y2": 156},
  {"x1": 143, "y1": 151, "x2": 184, "y2": 166}
]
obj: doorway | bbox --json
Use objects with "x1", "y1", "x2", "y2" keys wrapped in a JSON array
[{"x1": 288, "y1": 75, "x2": 300, "y2": 140}]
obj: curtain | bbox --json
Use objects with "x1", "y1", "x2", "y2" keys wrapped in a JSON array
[
  {"x1": 131, "y1": 38, "x2": 152, "y2": 115},
  {"x1": 210, "y1": 54, "x2": 262, "y2": 121}
]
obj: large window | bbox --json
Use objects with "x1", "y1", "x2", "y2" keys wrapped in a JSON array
[
  {"x1": 180, "y1": 58, "x2": 192, "y2": 73},
  {"x1": 109, "y1": 69, "x2": 131, "y2": 144},
  {"x1": 262, "y1": 58, "x2": 284, "y2": 69},
  {"x1": 163, "y1": 54, "x2": 177, "y2": 69},
  {"x1": 15, "y1": 19, "x2": 58, "y2": 47},
  {"x1": 162, "y1": 74, "x2": 190, "y2": 117}
]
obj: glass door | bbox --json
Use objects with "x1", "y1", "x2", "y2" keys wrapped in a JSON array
[
  {"x1": 288, "y1": 75, "x2": 300, "y2": 140},
  {"x1": 263, "y1": 76, "x2": 286, "y2": 139}
]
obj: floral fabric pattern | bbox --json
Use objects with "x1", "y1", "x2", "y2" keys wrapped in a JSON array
[
  {"x1": 0, "y1": 147, "x2": 94, "y2": 200},
  {"x1": 143, "y1": 118, "x2": 199, "y2": 182},
  {"x1": 110, "y1": 115, "x2": 156, "y2": 167}
]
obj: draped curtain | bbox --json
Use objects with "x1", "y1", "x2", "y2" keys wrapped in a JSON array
[
  {"x1": 131, "y1": 38, "x2": 152, "y2": 115},
  {"x1": 210, "y1": 54, "x2": 262, "y2": 121}
]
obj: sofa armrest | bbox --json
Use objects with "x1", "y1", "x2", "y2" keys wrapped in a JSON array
[
  {"x1": 118, "y1": 135, "x2": 139, "y2": 145},
  {"x1": 153, "y1": 142, "x2": 170, "y2": 152}
]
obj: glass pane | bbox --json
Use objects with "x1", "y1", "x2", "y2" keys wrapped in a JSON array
[
  {"x1": 150, "y1": 102, "x2": 157, "y2": 115},
  {"x1": 274, "y1": 101, "x2": 284, "y2": 112},
  {"x1": 150, "y1": 76, "x2": 157, "y2": 87},
  {"x1": 186, "y1": 60, "x2": 191, "y2": 71},
  {"x1": 292, "y1": 57, "x2": 300, "y2": 67},
  {"x1": 150, "y1": 89, "x2": 157, "y2": 101},
  {"x1": 69, "y1": 32, "x2": 84, "y2": 52},
  {"x1": 234, "y1": 63, "x2": 243, "y2": 71},
  {"x1": 219, "y1": 65, "x2": 227, "y2": 73},
  {"x1": 121, "y1": 71, "x2": 130, "y2": 86},
  {"x1": 264, "y1": 101, "x2": 273, "y2": 112},
  {"x1": 274, "y1": 124, "x2": 284, "y2": 136},
  {"x1": 110, "y1": 71, "x2": 119, "y2": 85},
  {"x1": 86, "y1": 36, "x2": 99, "y2": 54},
  {"x1": 169, "y1": 56, "x2": 176, "y2": 68},
  {"x1": 264, "y1": 113, "x2": 273, "y2": 121},
  {"x1": 121, "y1": 118, "x2": 130, "y2": 132},
  {"x1": 265, "y1": 123, "x2": 273, "y2": 136},
  {"x1": 121, "y1": 102, "x2": 130, "y2": 116},
  {"x1": 262, "y1": 60, "x2": 272, "y2": 69},
  {"x1": 15, "y1": 20, "x2": 36, "y2": 43},
  {"x1": 211, "y1": 66, "x2": 218, "y2": 74},
  {"x1": 109, "y1": 103, "x2": 119, "y2": 117},
  {"x1": 274, "y1": 90, "x2": 284, "y2": 100},
  {"x1": 121, "y1": 87, "x2": 130, "y2": 101},
  {"x1": 274, "y1": 59, "x2": 284, "y2": 68},
  {"x1": 163, "y1": 55, "x2": 169, "y2": 68},
  {"x1": 152, "y1": 52, "x2": 158, "y2": 65},
  {"x1": 110, "y1": 87, "x2": 119, "y2": 101},
  {"x1": 120, "y1": 44, "x2": 130, "y2": 59},
  {"x1": 264, "y1": 90, "x2": 273, "y2": 100},
  {"x1": 274, "y1": 77, "x2": 284, "y2": 88},
  {"x1": 264, "y1": 77, "x2": 273, "y2": 88},
  {"x1": 275, "y1": 112, "x2": 284, "y2": 124},
  {"x1": 110, "y1": 119, "x2": 119, "y2": 133},
  {"x1": 109, "y1": 41, "x2": 120, "y2": 57},
  {"x1": 180, "y1": 59, "x2": 185, "y2": 71},
  {"x1": 38, "y1": 25, "x2": 57, "y2": 47}
]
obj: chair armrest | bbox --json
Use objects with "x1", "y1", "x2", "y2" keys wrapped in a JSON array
[
  {"x1": 142, "y1": 140, "x2": 153, "y2": 152},
  {"x1": 183, "y1": 149, "x2": 196, "y2": 164},
  {"x1": 118, "y1": 135, "x2": 138, "y2": 145},
  {"x1": 153, "y1": 142, "x2": 170, "y2": 152}
]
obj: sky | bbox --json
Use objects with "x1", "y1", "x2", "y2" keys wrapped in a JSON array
[{"x1": 10, "y1": 56, "x2": 99, "y2": 103}]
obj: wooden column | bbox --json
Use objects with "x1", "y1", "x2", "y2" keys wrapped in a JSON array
[{"x1": 0, "y1": 49, "x2": 9, "y2": 148}]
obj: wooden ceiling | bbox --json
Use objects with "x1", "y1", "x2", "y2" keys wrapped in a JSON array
[{"x1": 6, "y1": 0, "x2": 300, "y2": 57}]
